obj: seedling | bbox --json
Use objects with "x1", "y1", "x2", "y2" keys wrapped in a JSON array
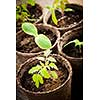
[
  {"x1": 64, "y1": 39, "x2": 83, "y2": 53},
  {"x1": 28, "y1": 49, "x2": 58, "y2": 88},
  {"x1": 16, "y1": 0, "x2": 36, "y2": 22},
  {"x1": 46, "y1": 0, "x2": 74, "y2": 25},
  {"x1": 22, "y1": 22, "x2": 59, "y2": 88}
]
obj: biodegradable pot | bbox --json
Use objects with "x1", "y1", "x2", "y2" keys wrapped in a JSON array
[
  {"x1": 57, "y1": 27, "x2": 83, "y2": 100},
  {"x1": 17, "y1": 54, "x2": 72, "y2": 100},
  {"x1": 16, "y1": 24, "x2": 60, "y2": 68},
  {"x1": 43, "y1": 4, "x2": 83, "y2": 35},
  {"x1": 16, "y1": 3, "x2": 43, "y2": 33}
]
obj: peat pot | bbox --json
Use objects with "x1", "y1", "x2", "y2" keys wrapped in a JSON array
[
  {"x1": 43, "y1": 4, "x2": 83, "y2": 35},
  {"x1": 58, "y1": 27, "x2": 83, "y2": 100},
  {"x1": 16, "y1": 54, "x2": 72, "y2": 100}
]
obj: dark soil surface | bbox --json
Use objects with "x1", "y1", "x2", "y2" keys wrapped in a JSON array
[
  {"x1": 47, "y1": 9, "x2": 82, "y2": 28},
  {"x1": 20, "y1": 61, "x2": 68, "y2": 92},
  {"x1": 16, "y1": 4, "x2": 42, "y2": 32},
  {"x1": 16, "y1": 29, "x2": 57, "y2": 53},
  {"x1": 63, "y1": 43, "x2": 83, "y2": 58}
]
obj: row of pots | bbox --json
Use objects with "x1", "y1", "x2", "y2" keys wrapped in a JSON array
[{"x1": 16, "y1": 2, "x2": 83, "y2": 100}]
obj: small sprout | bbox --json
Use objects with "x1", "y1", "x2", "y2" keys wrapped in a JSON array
[
  {"x1": 46, "y1": 0, "x2": 75, "y2": 25},
  {"x1": 16, "y1": 0, "x2": 36, "y2": 21},
  {"x1": 64, "y1": 39, "x2": 83, "y2": 49},
  {"x1": 28, "y1": 50, "x2": 59, "y2": 88},
  {"x1": 46, "y1": 5, "x2": 58, "y2": 25}
]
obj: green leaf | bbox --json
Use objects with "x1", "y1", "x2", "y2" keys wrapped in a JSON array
[
  {"x1": 44, "y1": 49, "x2": 52, "y2": 57},
  {"x1": 47, "y1": 56, "x2": 56, "y2": 62},
  {"x1": 40, "y1": 68, "x2": 50, "y2": 79},
  {"x1": 35, "y1": 34, "x2": 52, "y2": 49},
  {"x1": 49, "y1": 63, "x2": 58, "y2": 70},
  {"x1": 32, "y1": 74, "x2": 39, "y2": 88},
  {"x1": 21, "y1": 4, "x2": 28, "y2": 12},
  {"x1": 50, "y1": 71, "x2": 58, "y2": 79},
  {"x1": 22, "y1": 22, "x2": 38, "y2": 37},
  {"x1": 16, "y1": 14, "x2": 21, "y2": 20},
  {"x1": 28, "y1": 65, "x2": 41, "y2": 74},
  {"x1": 64, "y1": 39, "x2": 83, "y2": 49},
  {"x1": 52, "y1": 9, "x2": 58, "y2": 25},
  {"x1": 64, "y1": 8, "x2": 74, "y2": 12},
  {"x1": 63, "y1": 0, "x2": 69, "y2": 4},
  {"x1": 27, "y1": 0, "x2": 35, "y2": 6},
  {"x1": 36, "y1": 57, "x2": 45, "y2": 61},
  {"x1": 60, "y1": 0, "x2": 65, "y2": 13},
  {"x1": 35, "y1": 80, "x2": 39, "y2": 88},
  {"x1": 37, "y1": 74, "x2": 44, "y2": 84}
]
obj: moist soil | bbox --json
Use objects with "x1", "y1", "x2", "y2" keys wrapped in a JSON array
[
  {"x1": 16, "y1": 29, "x2": 57, "y2": 53},
  {"x1": 20, "y1": 61, "x2": 68, "y2": 92},
  {"x1": 16, "y1": 4, "x2": 42, "y2": 32},
  {"x1": 62, "y1": 43, "x2": 83, "y2": 58},
  {"x1": 47, "y1": 10, "x2": 82, "y2": 28}
]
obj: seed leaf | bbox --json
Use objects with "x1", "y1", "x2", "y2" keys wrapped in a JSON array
[
  {"x1": 22, "y1": 22, "x2": 38, "y2": 37},
  {"x1": 35, "y1": 34, "x2": 52, "y2": 49},
  {"x1": 49, "y1": 63, "x2": 58, "y2": 70},
  {"x1": 50, "y1": 71, "x2": 58, "y2": 79},
  {"x1": 40, "y1": 68, "x2": 50, "y2": 79}
]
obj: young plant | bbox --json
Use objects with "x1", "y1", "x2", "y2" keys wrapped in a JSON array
[
  {"x1": 28, "y1": 49, "x2": 58, "y2": 88},
  {"x1": 16, "y1": 0, "x2": 36, "y2": 22},
  {"x1": 22, "y1": 22, "x2": 59, "y2": 88},
  {"x1": 46, "y1": 0, "x2": 74, "y2": 25},
  {"x1": 64, "y1": 39, "x2": 83, "y2": 53}
]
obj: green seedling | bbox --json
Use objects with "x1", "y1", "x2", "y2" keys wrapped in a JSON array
[
  {"x1": 28, "y1": 49, "x2": 58, "y2": 88},
  {"x1": 46, "y1": 0, "x2": 74, "y2": 25},
  {"x1": 22, "y1": 22, "x2": 52, "y2": 49},
  {"x1": 16, "y1": 0, "x2": 36, "y2": 22},
  {"x1": 64, "y1": 39, "x2": 83, "y2": 50},
  {"x1": 22, "y1": 22, "x2": 59, "y2": 88}
]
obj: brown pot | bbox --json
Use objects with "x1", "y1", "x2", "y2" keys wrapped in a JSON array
[
  {"x1": 16, "y1": 54, "x2": 72, "y2": 100},
  {"x1": 57, "y1": 27, "x2": 83, "y2": 100},
  {"x1": 16, "y1": 3, "x2": 43, "y2": 33},
  {"x1": 43, "y1": 4, "x2": 83, "y2": 35},
  {"x1": 16, "y1": 24, "x2": 60, "y2": 69}
]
